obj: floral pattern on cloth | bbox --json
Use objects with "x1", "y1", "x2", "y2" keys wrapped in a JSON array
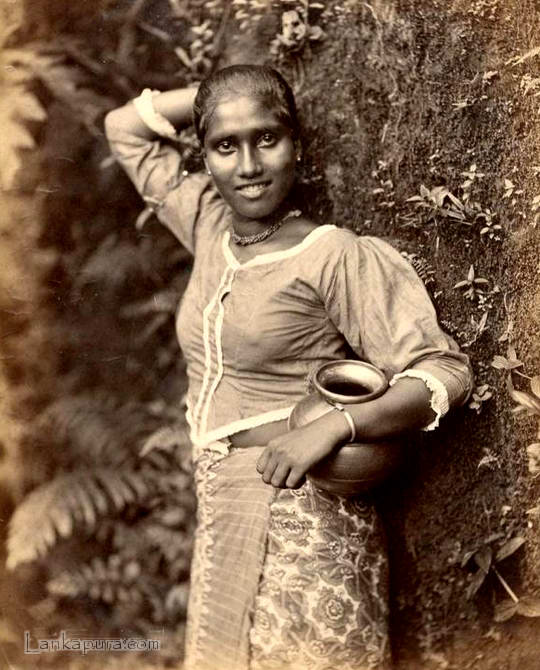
[{"x1": 250, "y1": 483, "x2": 390, "y2": 670}]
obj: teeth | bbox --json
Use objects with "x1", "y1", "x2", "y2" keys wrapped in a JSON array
[{"x1": 240, "y1": 184, "x2": 267, "y2": 196}]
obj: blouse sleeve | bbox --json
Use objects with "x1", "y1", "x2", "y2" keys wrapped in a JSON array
[
  {"x1": 319, "y1": 234, "x2": 473, "y2": 430},
  {"x1": 105, "y1": 119, "x2": 218, "y2": 254}
]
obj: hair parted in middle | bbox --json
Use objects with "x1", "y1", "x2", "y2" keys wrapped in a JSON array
[{"x1": 192, "y1": 64, "x2": 300, "y2": 145}]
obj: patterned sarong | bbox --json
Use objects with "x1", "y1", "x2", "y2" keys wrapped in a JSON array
[{"x1": 184, "y1": 445, "x2": 390, "y2": 670}]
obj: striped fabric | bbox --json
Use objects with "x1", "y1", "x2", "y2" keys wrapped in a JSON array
[
  {"x1": 185, "y1": 446, "x2": 277, "y2": 670},
  {"x1": 184, "y1": 444, "x2": 391, "y2": 670}
]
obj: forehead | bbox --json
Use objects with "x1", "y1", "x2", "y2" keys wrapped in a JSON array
[{"x1": 205, "y1": 95, "x2": 287, "y2": 140}]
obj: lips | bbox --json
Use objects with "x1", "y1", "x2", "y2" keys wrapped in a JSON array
[{"x1": 235, "y1": 181, "x2": 271, "y2": 199}]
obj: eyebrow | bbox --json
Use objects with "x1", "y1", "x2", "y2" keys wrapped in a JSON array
[{"x1": 207, "y1": 121, "x2": 286, "y2": 143}]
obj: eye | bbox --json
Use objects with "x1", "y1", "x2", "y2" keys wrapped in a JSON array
[
  {"x1": 257, "y1": 132, "x2": 276, "y2": 147},
  {"x1": 216, "y1": 139, "x2": 235, "y2": 154}
]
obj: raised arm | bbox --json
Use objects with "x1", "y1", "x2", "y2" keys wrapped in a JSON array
[
  {"x1": 104, "y1": 86, "x2": 217, "y2": 253},
  {"x1": 104, "y1": 87, "x2": 198, "y2": 139}
]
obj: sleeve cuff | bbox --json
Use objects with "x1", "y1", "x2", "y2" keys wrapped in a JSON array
[
  {"x1": 389, "y1": 370, "x2": 450, "y2": 431},
  {"x1": 132, "y1": 88, "x2": 180, "y2": 140}
]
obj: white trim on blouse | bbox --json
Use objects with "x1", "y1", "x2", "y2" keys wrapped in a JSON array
[
  {"x1": 222, "y1": 224, "x2": 338, "y2": 269},
  {"x1": 190, "y1": 225, "x2": 341, "y2": 447}
]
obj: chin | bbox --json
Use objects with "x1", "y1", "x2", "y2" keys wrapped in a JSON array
[{"x1": 229, "y1": 198, "x2": 285, "y2": 221}]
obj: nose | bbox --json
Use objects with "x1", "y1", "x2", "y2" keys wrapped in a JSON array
[{"x1": 237, "y1": 145, "x2": 262, "y2": 178}]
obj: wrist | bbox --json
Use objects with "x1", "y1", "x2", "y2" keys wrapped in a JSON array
[
  {"x1": 315, "y1": 406, "x2": 354, "y2": 445},
  {"x1": 133, "y1": 89, "x2": 179, "y2": 140}
]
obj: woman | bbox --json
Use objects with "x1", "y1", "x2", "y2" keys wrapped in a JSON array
[{"x1": 105, "y1": 65, "x2": 472, "y2": 670}]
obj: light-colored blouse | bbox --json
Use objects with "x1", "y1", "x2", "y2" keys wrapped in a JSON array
[{"x1": 106, "y1": 124, "x2": 473, "y2": 453}]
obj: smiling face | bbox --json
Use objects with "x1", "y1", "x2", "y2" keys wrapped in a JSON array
[{"x1": 203, "y1": 96, "x2": 297, "y2": 223}]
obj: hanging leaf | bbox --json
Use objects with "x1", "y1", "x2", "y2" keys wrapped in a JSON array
[
  {"x1": 491, "y1": 355, "x2": 511, "y2": 370},
  {"x1": 495, "y1": 536, "x2": 526, "y2": 562},
  {"x1": 526, "y1": 444, "x2": 540, "y2": 476},
  {"x1": 505, "y1": 346, "x2": 523, "y2": 368},
  {"x1": 477, "y1": 311, "x2": 488, "y2": 332},
  {"x1": 474, "y1": 545, "x2": 493, "y2": 573},
  {"x1": 516, "y1": 596, "x2": 540, "y2": 617},
  {"x1": 466, "y1": 568, "x2": 488, "y2": 599},
  {"x1": 494, "y1": 599, "x2": 518, "y2": 622},
  {"x1": 531, "y1": 376, "x2": 540, "y2": 399},
  {"x1": 461, "y1": 549, "x2": 476, "y2": 568},
  {"x1": 510, "y1": 389, "x2": 540, "y2": 414},
  {"x1": 506, "y1": 375, "x2": 540, "y2": 414}
]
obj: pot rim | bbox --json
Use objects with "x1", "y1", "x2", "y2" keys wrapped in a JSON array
[{"x1": 313, "y1": 359, "x2": 388, "y2": 405}]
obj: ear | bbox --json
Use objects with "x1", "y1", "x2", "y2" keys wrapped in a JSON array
[{"x1": 203, "y1": 154, "x2": 211, "y2": 177}]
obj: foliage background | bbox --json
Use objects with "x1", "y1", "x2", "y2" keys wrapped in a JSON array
[{"x1": 0, "y1": 0, "x2": 539, "y2": 668}]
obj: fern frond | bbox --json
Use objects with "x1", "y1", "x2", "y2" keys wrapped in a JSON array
[
  {"x1": 139, "y1": 423, "x2": 190, "y2": 458},
  {"x1": 0, "y1": 51, "x2": 47, "y2": 188},
  {"x1": 47, "y1": 554, "x2": 173, "y2": 624},
  {"x1": 48, "y1": 555, "x2": 144, "y2": 602},
  {"x1": 7, "y1": 468, "x2": 154, "y2": 570},
  {"x1": 34, "y1": 393, "x2": 161, "y2": 468},
  {"x1": 4, "y1": 44, "x2": 114, "y2": 133},
  {"x1": 401, "y1": 251, "x2": 436, "y2": 286},
  {"x1": 0, "y1": 0, "x2": 24, "y2": 49},
  {"x1": 143, "y1": 525, "x2": 192, "y2": 565}
]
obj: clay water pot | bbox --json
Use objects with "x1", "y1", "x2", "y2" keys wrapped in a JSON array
[{"x1": 289, "y1": 360, "x2": 403, "y2": 496}]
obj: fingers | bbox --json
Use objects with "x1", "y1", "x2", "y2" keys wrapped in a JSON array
[
  {"x1": 256, "y1": 448, "x2": 271, "y2": 474},
  {"x1": 270, "y1": 462, "x2": 291, "y2": 488},
  {"x1": 256, "y1": 434, "x2": 315, "y2": 489},
  {"x1": 285, "y1": 469, "x2": 306, "y2": 489},
  {"x1": 256, "y1": 446, "x2": 307, "y2": 489}
]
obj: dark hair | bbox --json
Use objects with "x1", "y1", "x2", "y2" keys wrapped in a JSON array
[{"x1": 193, "y1": 64, "x2": 300, "y2": 145}]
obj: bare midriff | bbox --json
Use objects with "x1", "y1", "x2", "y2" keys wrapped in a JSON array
[{"x1": 229, "y1": 418, "x2": 289, "y2": 448}]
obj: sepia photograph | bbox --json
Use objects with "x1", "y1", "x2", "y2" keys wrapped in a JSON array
[{"x1": 0, "y1": 1, "x2": 539, "y2": 669}]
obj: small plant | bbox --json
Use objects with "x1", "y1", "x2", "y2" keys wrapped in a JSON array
[
  {"x1": 453, "y1": 264, "x2": 489, "y2": 301},
  {"x1": 406, "y1": 184, "x2": 469, "y2": 225},
  {"x1": 491, "y1": 344, "x2": 527, "y2": 376},
  {"x1": 460, "y1": 163, "x2": 485, "y2": 202},
  {"x1": 506, "y1": 372, "x2": 540, "y2": 416},
  {"x1": 371, "y1": 160, "x2": 395, "y2": 210},
  {"x1": 502, "y1": 177, "x2": 523, "y2": 204},
  {"x1": 459, "y1": 311, "x2": 489, "y2": 348},
  {"x1": 463, "y1": 537, "x2": 540, "y2": 623},
  {"x1": 491, "y1": 349, "x2": 540, "y2": 478},
  {"x1": 476, "y1": 208, "x2": 501, "y2": 240},
  {"x1": 468, "y1": 383, "x2": 493, "y2": 413}
]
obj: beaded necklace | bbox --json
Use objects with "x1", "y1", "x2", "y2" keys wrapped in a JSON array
[{"x1": 230, "y1": 209, "x2": 302, "y2": 246}]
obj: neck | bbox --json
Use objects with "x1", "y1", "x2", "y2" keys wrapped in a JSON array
[{"x1": 231, "y1": 200, "x2": 293, "y2": 237}]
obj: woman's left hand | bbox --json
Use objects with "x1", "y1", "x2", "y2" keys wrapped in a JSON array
[{"x1": 256, "y1": 411, "x2": 349, "y2": 489}]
